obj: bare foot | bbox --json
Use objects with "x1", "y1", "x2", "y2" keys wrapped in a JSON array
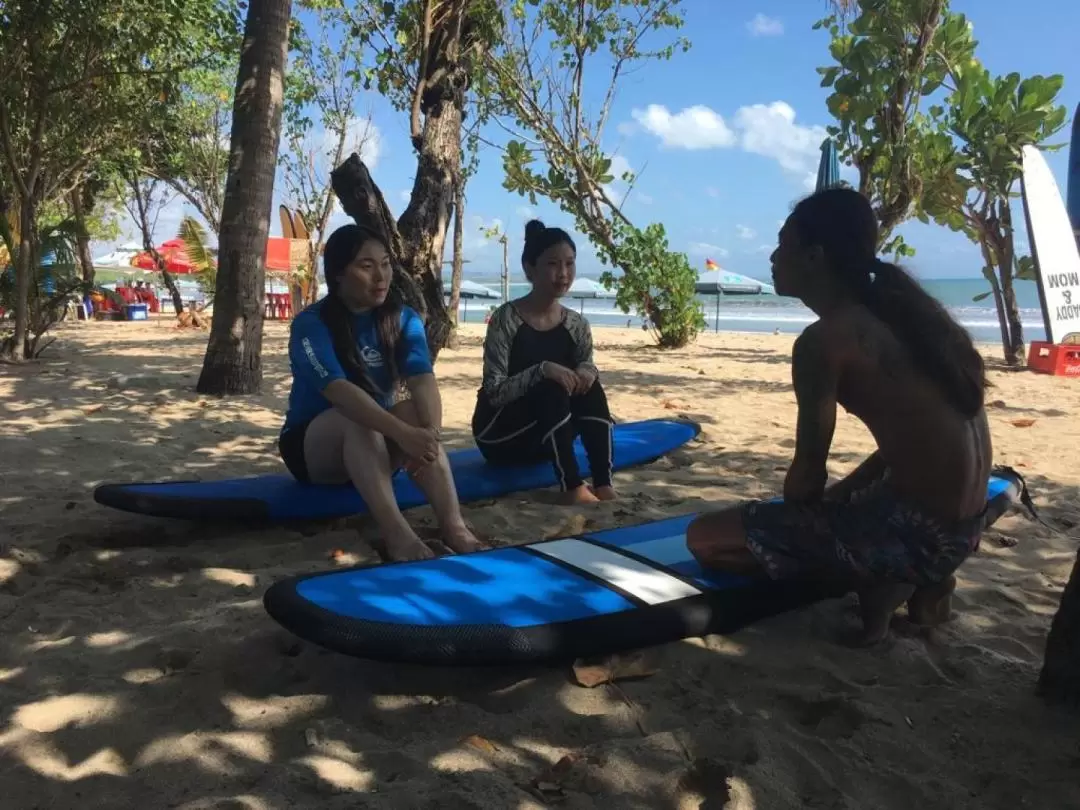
[
  {"x1": 593, "y1": 485, "x2": 618, "y2": 501},
  {"x1": 844, "y1": 583, "x2": 916, "y2": 647},
  {"x1": 558, "y1": 485, "x2": 601, "y2": 505},
  {"x1": 907, "y1": 574, "x2": 956, "y2": 626},
  {"x1": 383, "y1": 528, "x2": 435, "y2": 562},
  {"x1": 441, "y1": 521, "x2": 485, "y2": 554}
]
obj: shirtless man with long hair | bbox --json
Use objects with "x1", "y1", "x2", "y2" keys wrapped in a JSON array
[{"x1": 687, "y1": 188, "x2": 993, "y2": 645}]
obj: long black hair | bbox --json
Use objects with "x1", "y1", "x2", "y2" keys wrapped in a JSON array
[
  {"x1": 521, "y1": 219, "x2": 576, "y2": 276},
  {"x1": 789, "y1": 188, "x2": 986, "y2": 417},
  {"x1": 320, "y1": 224, "x2": 402, "y2": 399}
]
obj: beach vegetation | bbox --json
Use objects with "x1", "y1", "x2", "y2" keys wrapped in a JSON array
[
  {"x1": 815, "y1": 0, "x2": 964, "y2": 259},
  {"x1": 488, "y1": 0, "x2": 705, "y2": 349},
  {"x1": 930, "y1": 69, "x2": 1067, "y2": 366},
  {"x1": 0, "y1": 0, "x2": 239, "y2": 361}
]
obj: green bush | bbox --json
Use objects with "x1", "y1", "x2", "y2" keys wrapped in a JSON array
[{"x1": 599, "y1": 219, "x2": 704, "y2": 349}]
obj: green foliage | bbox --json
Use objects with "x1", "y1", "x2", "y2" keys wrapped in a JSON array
[
  {"x1": 815, "y1": 0, "x2": 975, "y2": 254},
  {"x1": 932, "y1": 66, "x2": 1065, "y2": 362},
  {"x1": 0, "y1": 219, "x2": 87, "y2": 358},
  {"x1": 0, "y1": 0, "x2": 240, "y2": 357},
  {"x1": 599, "y1": 220, "x2": 705, "y2": 348},
  {"x1": 489, "y1": 0, "x2": 699, "y2": 348},
  {"x1": 177, "y1": 215, "x2": 217, "y2": 303},
  {"x1": 816, "y1": 0, "x2": 1066, "y2": 364}
]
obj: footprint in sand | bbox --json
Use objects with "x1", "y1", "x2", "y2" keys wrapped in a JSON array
[{"x1": 777, "y1": 693, "x2": 868, "y2": 739}]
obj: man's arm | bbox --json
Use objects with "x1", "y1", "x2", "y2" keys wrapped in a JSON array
[{"x1": 784, "y1": 327, "x2": 839, "y2": 503}]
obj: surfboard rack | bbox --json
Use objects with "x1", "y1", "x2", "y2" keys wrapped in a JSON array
[{"x1": 1027, "y1": 341, "x2": 1080, "y2": 377}]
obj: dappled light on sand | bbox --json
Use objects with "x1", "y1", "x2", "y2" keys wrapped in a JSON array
[{"x1": 1, "y1": 319, "x2": 1080, "y2": 807}]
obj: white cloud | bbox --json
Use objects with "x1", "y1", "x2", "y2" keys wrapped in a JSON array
[
  {"x1": 705, "y1": 186, "x2": 721, "y2": 198},
  {"x1": 747, "y1": 14, "x2": 783, "y2": 37},
  {"x1": 689, "y1": 242, "x2": 728, "y2": 258},
  {"x1": 736, "y1": 225, "x2": 756, "y2": 240},
  {"x1": 630, "y1": 104, "x2": 736, "y2": 150},
  {"x1": 399, "y1": 189, "x2": 412, "y2": 204},
  {"x1": 734, "y1": 102, "x2": 828, "y2": 175},
  {"x1": 516, "y1": 205, "x2": 536, "y2": 220},
  {"x1": 626, "y1": 101, "x2": 828, "y2": 186}
]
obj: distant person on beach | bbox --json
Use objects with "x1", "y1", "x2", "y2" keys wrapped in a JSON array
[
  {"x1": 278, "y1": 224, "x2": 482, "y2": 561},
  {"x1": 686, "y1": 187, "x2": 993, "y2": 645},
  {"x1": 472, "y1": 219, "x2": 616, "y2": 505}
]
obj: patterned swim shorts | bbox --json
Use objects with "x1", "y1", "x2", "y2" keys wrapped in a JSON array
[{"x1": 740, "y1": 476, "x2": 983, "y2": 587}]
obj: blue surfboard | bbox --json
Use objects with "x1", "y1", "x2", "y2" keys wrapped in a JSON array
[
  {"x1": 93, "y1": 418, "x2": 700, "y2": 521},
  {"x1": 263, "y1": 470, "x2": 1027, "y2": 665}
]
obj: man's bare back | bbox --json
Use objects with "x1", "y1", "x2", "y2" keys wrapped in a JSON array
[{"x1": 815, "y1": 305, "x2": 992, "y2": 523}]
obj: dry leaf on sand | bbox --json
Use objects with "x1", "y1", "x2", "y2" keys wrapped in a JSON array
[
  {"x1": 1010, "y1": 418, "x2": 1037, "y2": 428},
  {"x1": 571, "y1": 651, "x2": 659, "y2": 688},
  {"x1": 461, "y1": 734, "x2": 499, "y2": 754}
]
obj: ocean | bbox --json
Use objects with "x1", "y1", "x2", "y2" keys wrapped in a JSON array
[
  {"x1": 456, "y1": 276, "x2": 1048, "y2": 345},
  {"x1": 158, "y1": 275, "x2": 1046, "y2": 346}
]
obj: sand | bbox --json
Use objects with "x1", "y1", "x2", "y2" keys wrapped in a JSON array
[{"x1": 1, "y1": 317, "x2": 1079, "y2": 810}]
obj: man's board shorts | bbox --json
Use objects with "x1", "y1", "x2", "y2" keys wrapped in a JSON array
[{"x1": 740, "y1": 471, "x2": 984, "y2": 587}]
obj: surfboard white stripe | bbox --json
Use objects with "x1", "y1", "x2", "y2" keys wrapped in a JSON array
[{"x1": 530, "y1": 538, "x2": 701, "y2": 605}]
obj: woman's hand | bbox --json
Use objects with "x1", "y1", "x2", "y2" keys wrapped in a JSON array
[
  {"x1": 395, "y1": 423, "x2": 440, "y2": 470},
  {"x1": 573, "y1": 367, "x2": 597, "y2": 395},
  {"x1": 542, "y1": 362, "x2": 579, "y2": 395}
]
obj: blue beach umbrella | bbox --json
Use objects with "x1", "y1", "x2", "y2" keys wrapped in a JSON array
[{"x1": 816, "y1": 138, "x2": 842, "y2": 192}]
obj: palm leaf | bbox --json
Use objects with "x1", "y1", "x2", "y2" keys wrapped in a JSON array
[
  {"x1": 177, "y1": 216, "x2": 215, "y2": 272},
  {"x1": 178, "y1": 215, "x2": 217, "y2": 303}
]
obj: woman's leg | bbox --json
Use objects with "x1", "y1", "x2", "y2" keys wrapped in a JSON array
[
  {"x1": 302, "y1": 407, "x2": 433, "y2": 561},
  {"x1": 475, "y1": 382, "x2": 596, "y2": 504},
  {"x1": 570, "y1": 381, "x2": 615, "y2": 499},
  {"x1": 388, "y1": 400, "x2": 482, "y2": 553}
]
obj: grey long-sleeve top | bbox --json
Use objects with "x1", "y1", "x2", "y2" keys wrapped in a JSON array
[{"x1": 479, "y1": 302, "x2": 600, "y2": 409}]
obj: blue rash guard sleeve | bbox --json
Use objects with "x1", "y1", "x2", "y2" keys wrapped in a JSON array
[
  {"x1": 289, "y1": 310, "x2": 346, "y2": 392},
  {"x1": 398, "y1": 307, "x2": 434, "y2": 378}
]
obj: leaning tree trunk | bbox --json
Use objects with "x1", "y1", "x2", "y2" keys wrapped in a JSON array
[
  {"x1": 196, "y1": 0, "x2": 291, "y2": 396},
  {"x1": 395, "y1": 98, "x2": 461, "y2": 355},
  {"x1": 1038, "y1": 550, "x2": 1080, "y2": 706}
]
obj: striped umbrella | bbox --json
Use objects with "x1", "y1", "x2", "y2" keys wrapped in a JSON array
[{"x1": 816, "y1": 138, "x2": 841, "y2": 192}]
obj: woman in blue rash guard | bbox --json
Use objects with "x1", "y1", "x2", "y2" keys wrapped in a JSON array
[{"x1": 278, "y1": 224, "x2": 482, "y2": 561}]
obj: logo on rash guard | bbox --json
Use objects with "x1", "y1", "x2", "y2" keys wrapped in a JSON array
[
  {"x1": 301, "y1": 337, "x2": 329, "y2": 378},
  {"x1": 362, "y1": 346, "x2": 384, "y2": 368}
]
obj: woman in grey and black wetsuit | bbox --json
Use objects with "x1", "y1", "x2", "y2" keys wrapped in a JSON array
[{"x1": 471, "y1": 220, "x2": 616, "y2": 505}]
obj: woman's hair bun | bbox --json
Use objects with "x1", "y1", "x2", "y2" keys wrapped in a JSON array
[{"x1": 524, "y1": 219, "x2": 546, "y2": 241}]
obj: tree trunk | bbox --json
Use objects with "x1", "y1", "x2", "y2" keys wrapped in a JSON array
[
  {"x1": 1038, "y1": 549, "x2": 1080, "y2": 707},
  {"x1": 6, "y1": 197, "x2": 35, "y2": 361},
  {"x1": 69, "y1": 188, "x2": 95, "y2": 285},
  {"x1": 448, "y1": 174, "x2": 465, "y2": 327},
  {"x1": 160, "y1": 266, "x2": 185, "y2": 315},
  {"x1": 1000, "y1": 276, "x2": 1024, "y2": 366},
  {"x1": 395, "y1": 97, "x2": 460, "y2": 356},
  {"x1": 196, "y1": 0, "x2": 291, "y2": 396}
]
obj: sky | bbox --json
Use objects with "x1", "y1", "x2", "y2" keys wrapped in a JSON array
[{"x1": 103, "y1": 0, "x2": 1080, "y2": 283}]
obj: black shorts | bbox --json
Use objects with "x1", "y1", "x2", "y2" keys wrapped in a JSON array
[{"x1": 278, "y1": 421, "x2": 311, "y2": 484}]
